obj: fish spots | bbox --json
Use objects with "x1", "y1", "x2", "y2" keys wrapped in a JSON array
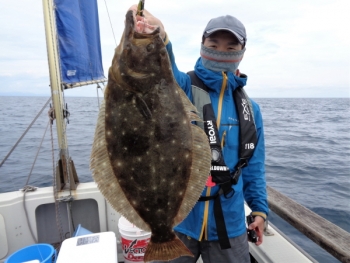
[{"x1": 96, "y1": 11, "x2": 212, "y2": 253}]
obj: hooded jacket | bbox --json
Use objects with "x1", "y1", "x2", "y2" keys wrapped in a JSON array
[{"x1": 165, "y1": 40, "x2": 268, "y2": 241}]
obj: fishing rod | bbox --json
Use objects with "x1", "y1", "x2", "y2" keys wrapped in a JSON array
[{"x1": 137, "y1": 0, "x2": 145, "y2": 17}]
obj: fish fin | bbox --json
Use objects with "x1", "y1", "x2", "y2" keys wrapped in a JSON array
[
  {"x1": 174, "y1": 86, "x2": 212, "y2": 225},
  {"x1": 143, "y1": 235, "x2": 193, "y2": 262},
  {"x1": 175, "y1": 123, "x2": 211, "y2": 225},
  {"x1": 90, "y1": 98, "x2": 151, "y2": 232}
]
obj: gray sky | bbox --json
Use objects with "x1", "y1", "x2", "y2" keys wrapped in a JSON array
[{"x1": 0, "y1": 0, "x2": 349, "y2": 98}]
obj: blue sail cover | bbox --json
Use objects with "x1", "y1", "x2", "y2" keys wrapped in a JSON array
[{"x1": 55, "y1": 0, "x2": 105, "y2": 85}]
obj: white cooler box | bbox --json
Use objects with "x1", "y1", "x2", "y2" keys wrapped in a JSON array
[{"x1": 56, "y1": 232, "x2": 117, "y2": 263}]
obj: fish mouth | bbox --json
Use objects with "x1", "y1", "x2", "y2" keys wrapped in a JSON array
[{"x1": 126, "y1": 10, "x2": 160, "y2": 37}]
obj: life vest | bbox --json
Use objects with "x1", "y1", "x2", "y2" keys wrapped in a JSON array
[{"x1": 188, "y1": 70, "x2": 257, "y2": 249}]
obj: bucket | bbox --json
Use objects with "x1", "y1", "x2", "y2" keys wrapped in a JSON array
[
  {"x1": 118, "y1": 216, "x2": 151, "y2": 263},
  {"x1": 73, "y1": 224, "x2": 93, "y2": 237},
  {"x1": 5, "y1": 244, "x2": 56, "y2": 263}
]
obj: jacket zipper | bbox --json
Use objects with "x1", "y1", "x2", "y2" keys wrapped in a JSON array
[{"x1": 199, "y1": 72, "x2": 227, "y2": 241}]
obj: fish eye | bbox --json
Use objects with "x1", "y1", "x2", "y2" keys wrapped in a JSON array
[{"x1": 146, "y1": 43, "x2": 154, "y2": 52}]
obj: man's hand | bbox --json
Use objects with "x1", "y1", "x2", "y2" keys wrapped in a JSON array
[
  {"x1": 128, "y1": 5, "x2": 166, "y2": 39},
  {"x1": 247, "y1": 216, "x2": 265, "y2": 246}
]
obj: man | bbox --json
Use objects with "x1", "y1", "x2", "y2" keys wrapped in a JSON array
[{"x1": 131, "y1": 6, "x2": 268, "y2": 263}]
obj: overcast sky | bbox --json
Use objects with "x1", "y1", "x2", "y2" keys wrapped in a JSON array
[{"x1": 0, "y1": 0, "x2": 349, "y2": 98}]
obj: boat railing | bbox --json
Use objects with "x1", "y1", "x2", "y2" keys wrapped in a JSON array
[{"x1": 267, "y1": 185, "x2": 350, "y2": 263}]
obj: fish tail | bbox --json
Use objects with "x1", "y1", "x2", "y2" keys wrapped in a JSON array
[{"x1": 143, "y1": 235, "x2": 193, "y2": 262}]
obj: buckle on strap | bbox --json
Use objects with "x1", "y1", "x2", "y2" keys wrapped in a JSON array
[
  {"x1": 230, "y1": 159, "x2": 248, "y2": 185},
  {"x1": 218, "y1": 182, "x2": 235, "y2": 199}
]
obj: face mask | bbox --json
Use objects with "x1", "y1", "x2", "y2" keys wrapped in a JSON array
[{"x1": 200, "y1": 44, "x2": 245, "y2": 73}]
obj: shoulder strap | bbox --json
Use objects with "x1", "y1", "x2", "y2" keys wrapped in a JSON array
[
  {"x1": 187, "y1": 70, "x2": 208, "y2": 92},
  {"x1": 233, "y1": 87, "x2": 257, "y2": 161},
  {"x1": 188, "y1": 70, "x2": 257, "y2": 163}
]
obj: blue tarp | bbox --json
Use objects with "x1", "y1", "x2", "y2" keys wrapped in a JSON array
[{"x1": 54, "y1": 0, "x2": 105, "y2": 85}]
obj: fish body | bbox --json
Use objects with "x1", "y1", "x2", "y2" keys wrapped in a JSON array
[{"x1": 90, "y1": 10, "x2": 211, "y2": 262}]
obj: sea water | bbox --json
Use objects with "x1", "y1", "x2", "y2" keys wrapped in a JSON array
[{"x1": 0, "y1": 96, "x2": 349, "y2": 263}]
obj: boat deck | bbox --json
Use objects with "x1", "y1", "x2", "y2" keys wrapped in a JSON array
[{"x1": 0, "y1": 182, "x2": 315, "y2": 263}]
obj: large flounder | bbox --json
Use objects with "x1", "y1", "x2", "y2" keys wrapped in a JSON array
[{"x1": 90, "y1": 10, "x2": 211, "y2": 262}]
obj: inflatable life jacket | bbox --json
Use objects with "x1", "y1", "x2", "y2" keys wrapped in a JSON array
[{"x1": 188, "y1": 71, "x2": 257, "y2": 249}]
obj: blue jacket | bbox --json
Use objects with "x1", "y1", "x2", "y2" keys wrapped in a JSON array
[{"x1": 165, "y1": 40, "x2": 269, "y2": 241}]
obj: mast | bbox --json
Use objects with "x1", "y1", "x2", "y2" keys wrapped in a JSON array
[{"x1": 42, "y1": 0, "x2": 79, "y2": 190}]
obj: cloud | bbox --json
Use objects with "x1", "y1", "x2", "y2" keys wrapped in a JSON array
[{"x1": 0, "y1": 0, "x2": 349, "y2": 98}]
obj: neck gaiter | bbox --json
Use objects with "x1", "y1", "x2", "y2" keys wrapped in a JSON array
[{"x1": 200, "y1": 44, "x2": 245, "y2": 72}]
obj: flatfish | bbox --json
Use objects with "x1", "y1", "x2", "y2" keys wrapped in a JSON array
[{"x1": 90, "y1": 9, "x2": 211, "y2": 262}]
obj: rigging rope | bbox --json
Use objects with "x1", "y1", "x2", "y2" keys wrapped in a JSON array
[
  {"x1": 21, "y1": 120, "x2": 51, "y2": 244},
  {"x1": 104, "y1": 0, "x2": 117, "y2": 46},
  {"x1": 0, "y1": 97, "x2": 51, "y2": 168},
  {"x1": 20, "y1": 111, "x2": 53, "y2": 244},
  {"x1": 25, "y1": 120, "x2": 50, "y2": 186}
]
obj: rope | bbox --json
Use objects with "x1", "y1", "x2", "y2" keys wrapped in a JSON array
[
  {"x1": 0, "y1": 97, "x2": 51, "y2": 168},
  {"x1": 25, "y1": 120, "x2": 50, "y2": 186},
  {"x1": 22, "y1": 186, "x2": 38, "y2": 243},
  {"x1": 104, "y1": 0, "x2": 117, "y2": 46},
  {"x1": 20, "y1": 120, "x2": 51, "y2": 244}
]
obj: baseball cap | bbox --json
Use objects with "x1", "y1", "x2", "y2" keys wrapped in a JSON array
[{"x1": 203, "y1": 15, "x2": 246, "y2": 45}]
